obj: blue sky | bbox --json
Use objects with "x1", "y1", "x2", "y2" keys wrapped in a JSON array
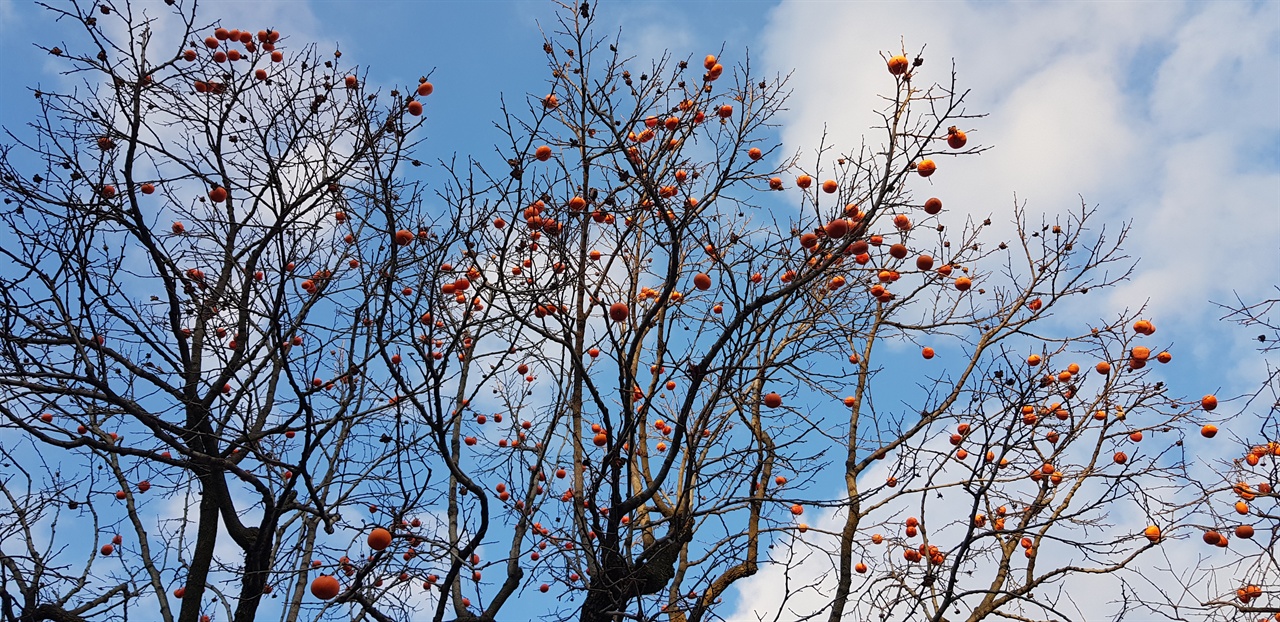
[
  {"x1": 0, "y1": 0, "x2": 782, "y2": 168},
  {"x1": 1, "y1": 0, "x2": 1278, "y2": 619}
]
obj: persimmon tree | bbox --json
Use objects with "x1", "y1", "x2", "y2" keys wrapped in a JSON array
[
  {"x1": 0, "y1": 2, "x2": 455, "y2": 622},
  {"x1": 0, "y1": 2, "x2": 1239, "y2": 622},
  {"x1": 1140, "y1": 294, "x2": 1280, "y2": 622}
]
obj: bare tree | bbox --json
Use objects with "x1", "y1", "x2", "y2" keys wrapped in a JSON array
[
  {"x1": 0, "y1": 2, "x2": 1234, "y2": 622},
  {"x1": 0, "y1": 2, "x2": 456, "y2": 621},
  {"x1": 1137, "y1": 292, "x2": 1280, "y2": 622}
]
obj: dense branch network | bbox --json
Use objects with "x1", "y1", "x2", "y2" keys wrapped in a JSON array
[{"x1": 0, "y1": 2, "x2": 1270, "y2": 622}]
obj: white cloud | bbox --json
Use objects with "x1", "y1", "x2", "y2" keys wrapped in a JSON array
[{"x1": 758, "y1": 0, "x2": 1279, "y2": 390}]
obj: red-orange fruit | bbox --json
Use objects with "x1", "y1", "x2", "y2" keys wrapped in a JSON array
[
  {"x1": 311, "y1": 575, "x2": 340, "y2": 600},
  {"x1": 887, "y1": 55, "x2": 910, "y2": 75},
  {"x1": 367, "y1": 527, "x2": 392, "y2": 551}
]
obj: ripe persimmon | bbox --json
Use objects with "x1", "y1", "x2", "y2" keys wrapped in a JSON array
[
  {"x1": 368, "y1": 527, "x2": 392, "y2": 551},
  {"x1": 916, "y1": 160, "x2": 936, "y2": 177},
  {"x1": 887, "y1": 55, "x2": 910, "y2": 75},
  {"x1": 311, "y1": 575, "x2": 340, "y2": 600},
  {"x1": 763, "y1": 392, "x2": 783, "y2": 408}
]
